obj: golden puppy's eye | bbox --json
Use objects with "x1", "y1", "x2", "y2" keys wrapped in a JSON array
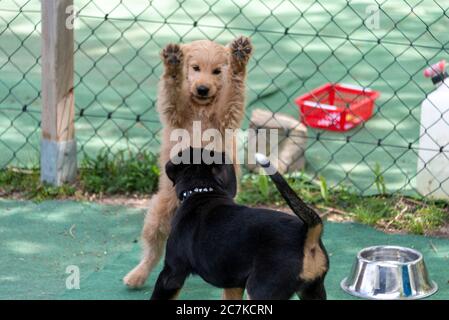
[
  {"x1": 212, "y1": 68, "x2": 221, "y2": 75},
  {"x1": 192, "y1": 65, "x2": 200, "y2": 72}
]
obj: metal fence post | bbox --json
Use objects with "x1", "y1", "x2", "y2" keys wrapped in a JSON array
[{"x1": 40, "y1": 0, "x2": 76, "y2": 185}]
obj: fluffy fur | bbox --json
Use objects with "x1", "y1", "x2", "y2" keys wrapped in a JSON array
[
  {"x1": 123, "y1": 37, "x2": 253, "y2": 288},
  {"x1": 150, "y1": 148, "x2": 329, "y2": 300}
]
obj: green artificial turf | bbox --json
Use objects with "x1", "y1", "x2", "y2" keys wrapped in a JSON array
[{"x1": 0, "y1": 199, "x2": 447, "y2": 300}]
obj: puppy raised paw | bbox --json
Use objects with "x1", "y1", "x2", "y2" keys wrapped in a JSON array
[
  {"x1": 161, "y1": 43, "x2": 184, "y2": 76},
  {"x1": 230, "y1": 36, "x2": 253, "y2": 72}
]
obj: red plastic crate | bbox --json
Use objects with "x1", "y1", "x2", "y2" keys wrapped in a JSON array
[{"x1": 295, "y1": 83, "x2": 380, "y2": 132}]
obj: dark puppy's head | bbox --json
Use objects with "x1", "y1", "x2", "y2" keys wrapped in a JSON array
[{"x1": 165, "y1": 147, "x2": 237, "y2": 200}]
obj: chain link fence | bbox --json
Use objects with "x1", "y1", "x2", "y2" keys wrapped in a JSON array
[{"x1": 0, "y1": 0, "x2": 448, "y2": 196}]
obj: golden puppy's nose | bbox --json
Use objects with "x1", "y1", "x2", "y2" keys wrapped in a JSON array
[{"x1": 197, "y1": 85, "x2": 210, "y2": 97}]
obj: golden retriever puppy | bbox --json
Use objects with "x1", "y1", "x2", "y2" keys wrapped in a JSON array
[{"x1": 123, "y1": 37, "x2": 253, "y2": 289}]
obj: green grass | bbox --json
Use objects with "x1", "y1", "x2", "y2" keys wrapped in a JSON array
[
  {"x1": 0, "y1": 149, "x2": 160, "y2": 201},
  {"x1": 0, "y1": 150, "x2": 448, "y2": 235},
  {"x1": 0, "y1": 168, "x2": 77, "y2": 201},
  {"x1": 236, "y1": 173, "x2": 449, "y2": 236},
  {"x1": 79, "y1": 149, "x2": 159, "y2": 195}
]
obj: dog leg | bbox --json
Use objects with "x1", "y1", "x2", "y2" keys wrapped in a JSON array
[
  {"x1": 125, "y1": 43, "x2": 185, "y2": 287},
  {"x1": 229, "y1": 36, "x2": 253, "y2": 75},
  {"x1": 150, "y1": 265, "x2": 188, "y2": 300},
  {"x1": 221, "y1": 36, "x2": 253, "y2": 141},
  {"x1": 222, "y1": 288, "x2": 245, "y2": 300},
  {"x1": 218, "y1": 36, "x2": 253, "y2": 169},
  {"x1": 123, "y1": 178, "x2": 178, "y2": 288},
  {"x1": 220, "y1": 37, "x2": 253, "y2": 130},
  {"x1": 158, "y1": 43, "x2": 189, "y2": 128},
  {"x1": 297, "y1": 278, "x2": 327, "y2": 300},
  {"x1": 161, "y1": 43, "x2": 184, "y2": 79}
]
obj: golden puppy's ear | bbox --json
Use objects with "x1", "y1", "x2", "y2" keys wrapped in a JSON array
[
  {"x1": 180, "y1": 44, "x2": 191, "y2": 57},
  {"x1": 165, "y1": 157, "x2": 186, "y2": 186}
]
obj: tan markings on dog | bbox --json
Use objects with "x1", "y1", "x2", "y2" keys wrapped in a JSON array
[
  {"x1": 299, "y1": 224, "x2": 327, "y2": 281},
  {"x1": 222, "y1": 288, "x2": 244, "y2": 300},
  {"x1": 171, "y1": 289, "x2": 182, "y2": 300},
  {"x1": 124, "y1": 37, "x2": 252, "y2": 289}
]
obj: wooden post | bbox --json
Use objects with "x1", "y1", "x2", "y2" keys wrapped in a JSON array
[{"x1": 41, "y1": 0, "x2": 76, "y2": 185}]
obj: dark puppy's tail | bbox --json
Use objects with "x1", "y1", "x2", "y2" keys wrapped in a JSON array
[{"x1": 255, "y1": 154, "x2": 322, "y2": 228}]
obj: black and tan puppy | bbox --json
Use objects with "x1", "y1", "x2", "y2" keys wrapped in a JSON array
[{"x1": 151, "y1": 148, "x2": 329, "y2": 300}]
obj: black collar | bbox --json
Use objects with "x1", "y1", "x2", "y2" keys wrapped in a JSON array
[{"x1": 180, "y1": 187, "x2": 215, "y2": 203}]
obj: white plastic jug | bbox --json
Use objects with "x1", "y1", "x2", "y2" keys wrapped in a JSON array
[{"x1": 416, "y1": 60, "x2": 449, "y2": 198}]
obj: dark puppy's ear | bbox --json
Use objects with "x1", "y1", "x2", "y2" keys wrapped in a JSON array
[
  {"x1": 165, "y1": 160, "x2": 180, "y2": 185},
  {"x1": 165, "y1": 147, "x2": 192, "y2": 185},
  {"x1": 212, "y1": 163, "x2": 237, "y2": 198}
]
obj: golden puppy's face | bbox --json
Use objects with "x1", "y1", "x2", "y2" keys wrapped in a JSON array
[{"x1": 183, "y1": 40, "x2": 229, "y2": 106}]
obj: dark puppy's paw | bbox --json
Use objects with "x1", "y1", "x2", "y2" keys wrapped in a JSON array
[
  {"x1": 231, "y1": 36, "x2": 253, "y2": 63},
  {"x1": 161, "y1": 43, "x2": 183, "y2": 66}
]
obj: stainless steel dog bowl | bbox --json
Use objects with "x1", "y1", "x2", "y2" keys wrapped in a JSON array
[{"x1": 341, "y1": 246, "x2": 438, "y2": 300}]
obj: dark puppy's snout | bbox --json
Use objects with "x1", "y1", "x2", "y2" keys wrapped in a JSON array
[{"x1": 196, "y1": 85, "x2": 210, "y2": 97}]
